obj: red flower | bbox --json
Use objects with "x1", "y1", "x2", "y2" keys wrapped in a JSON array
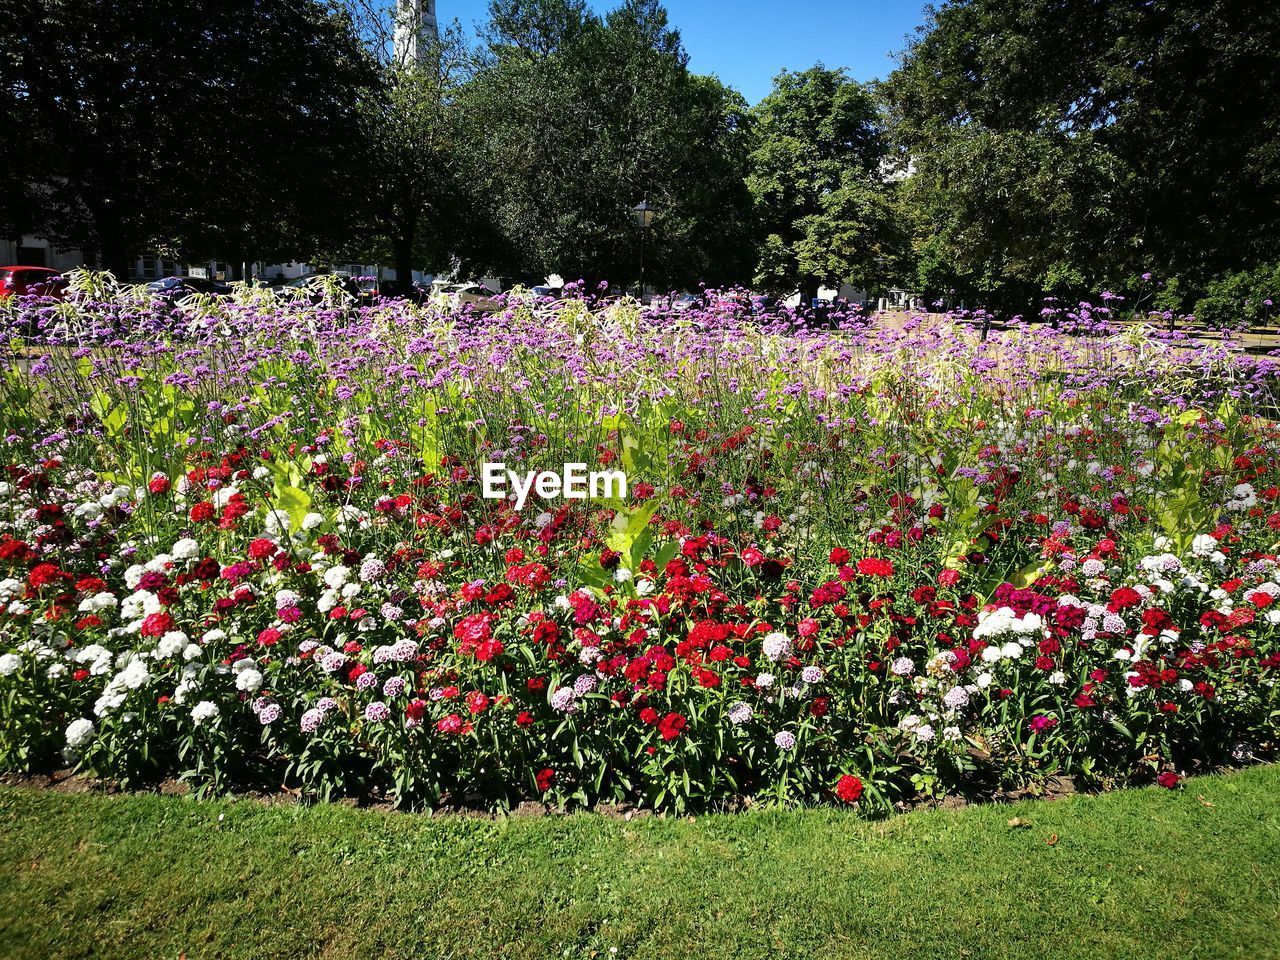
[
  {"x1": 857, "y1": 557, "x2": 894, "y2": 578},
  {"x1": 147, "y1": 474, "x2": 171, "y2": 495},
  {"x1": 139, "y1": 611, "x2": 174, "y2": 638},
  {"x1": 938, "y1": 569, "x2": 961, "y2": 587},
  {"x1": 1028, "y1": 715, "x2": 1059, "y2": 734},
  {"x1": 1107, "y1": 587, "x2": 1143, "y2": 613},
  {"x1": 27, "y1": 562, "x2": 62, "y2": 589},
  {"x1": 465, "y1": 690, "x2": 490, "y2": 714},
  {"x1": 657, "y1": 712, "x2": 687, "y2": 741},
  {"x1": 834, "y1": 774, "x2": 863, "y2": 803},
  {"x1": 911, "y1": 585, "x2": 937, "y2": 604},
  {"x1": 828, "y1": 547, "x2": 851, "y2": 565},
  {"x1": 189, "y1": 501, "x2": 216, "y2": 523},
  {"x1": 536, "y1": 768, "x2": 556, "y2": 791},
  {"x1": 248, "y1": 538, "x2": 277, "y2": 560},
  {"x1": 1156, "y1": 770, "x2": 1181, "y2": 789}
]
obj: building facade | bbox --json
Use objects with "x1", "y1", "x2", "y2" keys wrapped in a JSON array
[{"x1": 394, "y1": 0, "x2": 439, "y2": 67}]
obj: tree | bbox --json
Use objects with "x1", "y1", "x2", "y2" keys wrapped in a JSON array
[
  {"x1": 885, "y1": 0, "x2": 1280, "y2": 304},
  {"x1": 0, "y1": 0, "x2": 375, "y2": 277},
  {"x1": 460, "y1": 0, "x2": 754, "y2": 288},
  {"x1": 747, "y1": 66, "x2": 897, "y2": 301},
  {"x1": 336, "y1": 8, "x2": 478, "y2": 291}
]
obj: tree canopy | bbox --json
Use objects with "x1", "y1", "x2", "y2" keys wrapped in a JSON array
[
  {"x1": 747, "y1": 66, "x2": 903, "y2": 299},
  {"x1": 1, "y1": 0, "x2": 376, "y2": 277},
  {"x1": 459, "y1": 0, "x2": 755, "y2": 287},
  {"x1": 884, "y1": 0, "x2": 1280, "y2": 304}
]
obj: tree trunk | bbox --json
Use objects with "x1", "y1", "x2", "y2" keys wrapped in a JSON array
[
  {"x1": 392, "y1": 228, "x2": 415, "y2": 297},
  {"x1": 800, "y1": 276, "x2": 821, "y2": 305},
  {"x1": 88, "y1": 203, "x2": 133, "y2": 280},
  {"x1": 100, "y1": 237, "x2": 133, "y2": 283}
]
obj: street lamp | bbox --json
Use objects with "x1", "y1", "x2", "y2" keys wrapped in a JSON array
[{"x1": 632, "y1": 199, "x2": 655, "y2": 300}]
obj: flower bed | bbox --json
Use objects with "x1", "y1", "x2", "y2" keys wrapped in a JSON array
[{"x1": 1, "y1": 278, "x2": 1278, "y2": 812}]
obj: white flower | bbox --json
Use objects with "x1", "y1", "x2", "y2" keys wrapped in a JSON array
[
  {"x1": 0, "y1": 653, "x2": 22, "y2": 676},
  {"x1": 143, "y1": 553, "x2": 173, "y2": 574},
  {"x1": 1191, "y1": 534, "x2": 1218, "y2": 558},
  {"x1": 65, "y1": 718, "x2": 95, "y2": 750},
  {"x1": 191, "y1": 701, "x2": 220, "y2": 725},
  {"x1": 212, "y1": 487, "x2": 239, "y2": 509},
  {"x1": 323, "y1": 565, "x2": 350, "y2": 590},
  {"x1": 73, "y1": 501, "x2": 102, "y2": 520},
  {"x1": 762, "y1": 632, "x2": 792, "y2": 662},
  {"x1": 301, "y1": 512, "x2": 326, "y2": 531},
  {"x1": 235, "y1": 669, "x2": 264, "y2": 693},
  {"x1": 78, "y1": 591, "x2": 118, "y2": 613},
  {"x1": 171, "y1": 538, "x2": 200, "y2": 560},
  {"x1": 155, "y1": 631, "x2": 189, "y2": 659},
  {"x1": 263, "y1": 510, "x2": 290, "y2": 535},
  {"x1": 119, "y1": 659, "x2": 150, "y2": 689}
]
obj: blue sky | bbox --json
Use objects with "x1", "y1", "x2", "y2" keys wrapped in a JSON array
[{"x1": 442, "y1": 0, "x2": 933, "y2": 103}]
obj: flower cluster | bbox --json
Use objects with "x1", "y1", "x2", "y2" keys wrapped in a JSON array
[{"x1": 0, "y1": 283, "x2": 1277, "y2": 812}]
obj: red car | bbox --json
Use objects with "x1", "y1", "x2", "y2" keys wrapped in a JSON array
[{"x1": 0, "y1": 266, "x2": 65, "y2": 300}]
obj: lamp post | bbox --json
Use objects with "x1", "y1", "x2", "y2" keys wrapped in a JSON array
[{"x1": 632, "y1": 199, "x2": 655, "y2": 301}]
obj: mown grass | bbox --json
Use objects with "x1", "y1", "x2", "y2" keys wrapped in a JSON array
[{"x1": 1, "y1": 766, "x2": 1278, "y2": 960}]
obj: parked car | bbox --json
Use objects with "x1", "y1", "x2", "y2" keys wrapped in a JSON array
[
  {"x1": 529, "y1": 285, "x2": 562, "y2": 300},
  {"x1": 455, "y1": 283, "x2": 502, "y2": 311},
  {"x1": 146, "y1": 275, "x2": 232, "y2": 298},
  {"x1": 0, "y1": 266, "x2": 65, "y2": 300},
  {"x1": 278, "y1": 273, "x2": 378, "y2": 304}
]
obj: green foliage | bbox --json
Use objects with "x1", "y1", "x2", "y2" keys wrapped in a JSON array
[
  {"x1": 747, "y1": 66, "x2": 901, "y2": 297},
  {"x1": 459, "y1": 0, "x2": 755, "y2": 286},
  {"x1": 329, "y1": 7, "x2": 485, "y2": 286},
  {"x1": 885, "y1": 0, "x2": 1280, "y2": 305},
  {"x1": 1194, "y1": 262, "x2": 1280, "y2": 329},
  {"x1": 0, "y1": 0, "x2": 378, "y2": 275}
]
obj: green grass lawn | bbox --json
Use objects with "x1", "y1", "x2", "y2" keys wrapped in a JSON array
[{"x1": 1, "y1": 767, "x2": 1278, "y2": 960}]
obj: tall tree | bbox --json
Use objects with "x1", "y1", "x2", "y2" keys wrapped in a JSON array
[
  {"x1": 747, "y1": 66, "x2": 897, "y2": 301},
  {"x1": 1, "y1": 0, "x2": 375, "y2": 277},
  {"x1": 885, "y1": 0, "x2": 1280, "y2": 301},
  {"x1": 461, "y1": 0, "x2": 754, "y2": 288},
  {"x1": 337, "y1": 7, "x2": 478, "y2": 291}
]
